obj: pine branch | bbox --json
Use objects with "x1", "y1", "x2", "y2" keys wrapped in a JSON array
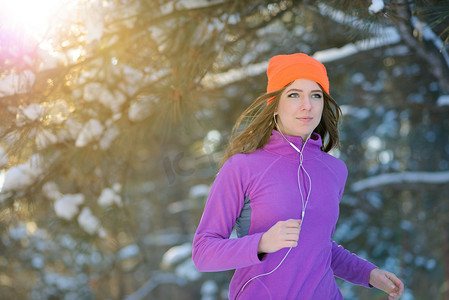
[{"x1": 392, "y1": 0, "x2": 449, "y2": 93}]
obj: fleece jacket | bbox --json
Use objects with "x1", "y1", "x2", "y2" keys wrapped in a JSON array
[{"x1": 192, "y1": 129, "x2": 377, "y2": 299}]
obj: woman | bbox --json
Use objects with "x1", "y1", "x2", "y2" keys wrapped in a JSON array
[{"x1": 192, "y1": 53, "x2": 404, "y2": 299}]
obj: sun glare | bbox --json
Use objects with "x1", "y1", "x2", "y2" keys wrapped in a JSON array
[{"x1": 1, "y1": 0, "x2": 69, "y2": 42}]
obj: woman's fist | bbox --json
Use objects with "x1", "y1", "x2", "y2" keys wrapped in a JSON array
[
  {"x1": 369, "y1": 268, "x2": 404, "y2": 300},
  {"x1": 258, "y1": 219, "x2": 302, "y2": 254}
]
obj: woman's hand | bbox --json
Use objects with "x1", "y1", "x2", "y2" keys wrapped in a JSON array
[
  {"x1": 258, "y1": 219, "x2": 301, "y2": 254},
  {"x1": 369, "y1": 268, "x2": 404, "y2": 300}
]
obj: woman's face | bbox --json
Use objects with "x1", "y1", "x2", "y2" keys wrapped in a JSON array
[{"x1": 275, "y1": 79, "x2": 324, "y2": 140}]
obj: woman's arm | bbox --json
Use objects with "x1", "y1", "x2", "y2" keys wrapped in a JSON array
[
  {"x1": 331, "y1": 242, "x2": 404, "y2": 298},
  {"x1": 192, "y1": 157, "x2": 264, "y2": 272},
  {"x1": 331, "y1": 242, "x2": 378, "y2": 287}
]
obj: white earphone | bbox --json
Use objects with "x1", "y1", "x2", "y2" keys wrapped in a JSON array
[{"x1": 273, "y1": 112, "x2": 312, "y2": 220}]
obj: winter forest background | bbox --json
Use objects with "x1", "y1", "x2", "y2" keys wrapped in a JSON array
[{"x1": 0, "y1": 0, "x2": 448, "y2": 299}]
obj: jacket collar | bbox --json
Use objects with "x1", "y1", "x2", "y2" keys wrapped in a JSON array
[{"x1": 263, "y1": 129, "x2": 323, "y2": 161}]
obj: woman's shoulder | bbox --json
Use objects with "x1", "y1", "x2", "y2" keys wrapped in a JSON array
[
  {"x1": 223, "y1": 152, "x2": 248, "y2": 164},
  {"x1": 222, "y1": 150, "x2": 264, "y2": 167},
  {"x1": 220, "y1": 149, "x2": 275, "y2": 173},
  {"x1": 318, "y1": 151, "x2": 348, "y2": 176}
]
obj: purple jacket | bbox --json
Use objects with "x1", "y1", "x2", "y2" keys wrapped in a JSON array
[{"x1": 193, "y1": 129, "x2": 377, "y2": 299}]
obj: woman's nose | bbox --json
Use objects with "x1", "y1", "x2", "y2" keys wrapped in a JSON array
[{"x1": 300, "y1": 96, "x2": 312, "y2": 110}]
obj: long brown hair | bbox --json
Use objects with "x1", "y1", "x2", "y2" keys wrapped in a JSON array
[{"x1": 220, "y1": 83, "x2": 342, "y2": 167}]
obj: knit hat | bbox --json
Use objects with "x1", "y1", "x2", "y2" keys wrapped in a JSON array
[{"x1": 266, "y1": 53, "x2": 329, "y2": 104}]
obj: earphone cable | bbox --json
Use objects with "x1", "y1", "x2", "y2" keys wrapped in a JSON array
[{"x1": 241, "y1": 114, "x2": 313, "y2": 293}]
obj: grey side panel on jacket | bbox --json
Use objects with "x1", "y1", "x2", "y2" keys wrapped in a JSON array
[{"x1": 235, "y1": 195, "x2": 251, "y2": 238}]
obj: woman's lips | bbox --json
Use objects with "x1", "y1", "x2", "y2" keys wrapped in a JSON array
[{"x1": 296, "y1": 117, "x2": 313, "y2": 122}]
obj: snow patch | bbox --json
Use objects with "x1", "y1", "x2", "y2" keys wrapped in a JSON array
[
  {"x1": 42, "y1": 182, "x2": 62, "y2": 200},
  {"x1": 369, "y1": 0, "x2": 384, "y2": 14},
  {"x1": 175, "y1": 0, "x2": 225, "y2": 10},
  {"x1": 121, "y1": 65, "x2": 144, "y2": 96},
  {"x1": 98, "y1": 89, "x2": 126, "y2": 113},
  {"x1": 83, "y1": 83, "x2": 103, "y2": 102},
  {"x1": 36, "y1": 128, "x2": 58, "y2": 149},
  {"x1": 351, "y1": 73, "x2": 365, "y2": 84},
  {"x1": 340, "y1": 105, "x2": 371, "y2": 120},
  {"x1": 128, "y1": 97, "x2": 156, "y2": 122},
  {"x1": 54, "y1": 194, "x2": 85, "y2": 220},
  {"x1": 352, "y1": 171, "x2": 449, "y2": 192},
  {"x1": 0, "y1": 70, "x2": 35, "y2": 97},
  {"x1": 437, "y1": 95, "x2": 449, "y2": 107},
  {"x1": 367, "y1": 192, "x2": 383, "y2": 209},
  {"x1": 75, "y1": 119, "x2": 104, "y2": 147},
  {"x1": 37, "y1": 47, "x2": 61, "y2": 71},
  {"x1": 0, "y1": 147, "x2": 7, "y2": 168},
  {"x1": 77, "y1": 207, "x2": 105, "y2": 237},
  {"x1": 48, "y1": 100, "x2": 71, "y2": 124},
  {"x1": 41, "y1": 272, "x2": 86, "y2": 293},
  {"x1": 203, "y1": 130, "x2": 222, "y2": 154},
  {"x1": 202, "y1": 61, "x2": 268, "y2": 89},
  {"x1": 9, "y1": 222, "x2": 28, "y2": 240},
  {"x1": 16, "y1": 103, "x2": 45, "y2": 126},
  {"x1": 83, "y1": 83, "x2": 127, "y2": 112},
  {"x1": 189, "y1": 184, "x2": 210, "y2": 198},
  {"x1": 98, "y1": 187, "x2": 122, "y2": 207},
  {"x1": 32, "y1": 256, "x2": 45, "y2": 269},
  {"x1": 400, "y1": 220, "x2": 414, "y2": 231},
  {"x1": 201, "y1": 280, "x2": 218, "y2": 299},
  {"x1": 175, "y1": 259, "x2": 201, "y2": 281},
  {"x1": 99, "y1": 126, "x2": 119, "y2": 150},
  {"x1": 118, "y1": 244, "x2": 139, "y2": 260},
  {"x1": 23, "y1": 103, "x2": 45, "y2": 121},
  {"x1": 161, "y1": 243, "x2": 192, "y2": 268},
  {"x1": 2, "y1": 154, "x2": 44, "y2": 192},
  {"x1": 84, "y1": 3, "x2": 104, "y2": 43},
  {"x1": 411, "y1": 16, "x2": 449, "y2": 68},
  {"x1": 315, "y1": 27, "x2": 400, "y2": 63}
]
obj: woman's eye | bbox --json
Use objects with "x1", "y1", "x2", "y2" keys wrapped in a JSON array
[
  {"x1": 312, "y1": 93, "x2": 323, "y2": 99},
  {"x1": 287, "y1": 93, "x2": 300, "y2": 98}
]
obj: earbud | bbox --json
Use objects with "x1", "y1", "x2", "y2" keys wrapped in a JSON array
[{"x1": 289, "y1": 142, "x2": 301, "y2": 153}]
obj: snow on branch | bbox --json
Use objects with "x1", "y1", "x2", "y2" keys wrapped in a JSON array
[
  {"x1": 314, "y1": 27, "x2": 400, "y2": 63},
  {"x1": 368, "y1": 0, "x2": 385, "y2": 14},
  {"x1": 203, "y1": 28, "x2": 400, "y2": 89},
  {"x1": 437, "y1": 95, "x2": 449, "y2": 107},
  {"x1": 2, "y1": 154, "x2": 46, "y2": 192},
  {"x1": 159, "y1": 0, "x2": 225, "y2": 15},
  {"x1": 202, "y1": 61, "x2": 268, "y2": 89},
  {"x1": 0, "y1": 71, "x2": 35, "y2": 97},
  {"x1": 351, "y1": 171, "x2": 449, "y2": 192},
  {"x1": 317, "y1": 3, "x2": 365, "y2": 28},
  {"x1": 175, "y1": 0, "x2": 225, "y2": 10},
  {"x1": 411, "y1": 16, "x2": 449, "y2": 69}
]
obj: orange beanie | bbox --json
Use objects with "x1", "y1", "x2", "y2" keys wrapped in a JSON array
[{"x1": 266, "y1": 53, "x2": 329, "y2": 104}]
